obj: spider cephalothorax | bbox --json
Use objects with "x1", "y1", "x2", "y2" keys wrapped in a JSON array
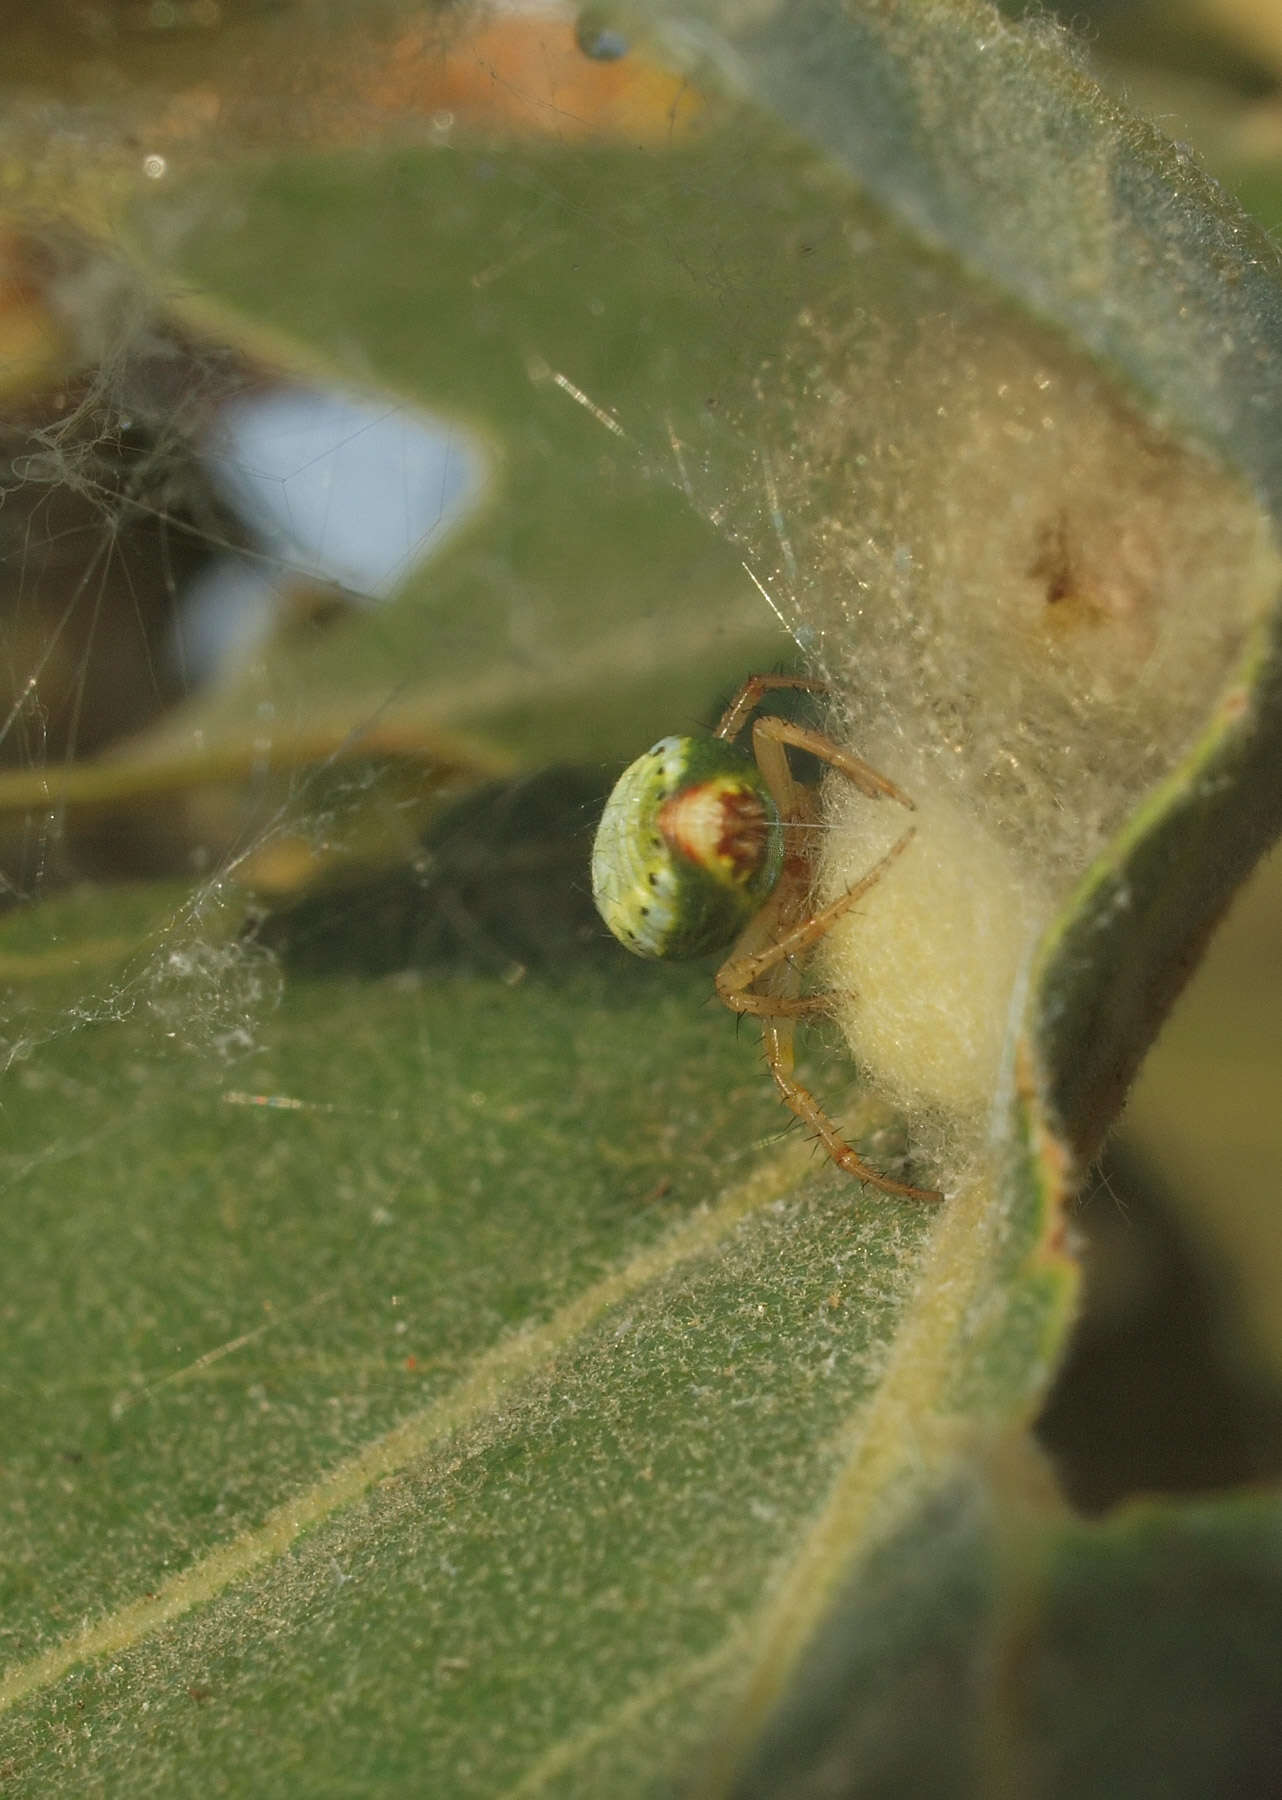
[{"x1": 592, "y1": 674, "x2": 941, "y2": 1203}]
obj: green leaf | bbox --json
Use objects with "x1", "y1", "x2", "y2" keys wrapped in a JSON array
[
  {"x1": 725, "y1": 1462, "x2": 1282, "y2": 1798},
  {"x1": 0, "y1": 870, "x2": 972, "y2": 1791},
  {"x1": 3, "y1": 2, "x2": 1282, "y2": 1792}
]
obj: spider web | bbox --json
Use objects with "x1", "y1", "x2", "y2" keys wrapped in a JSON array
[
  {"x1": 0, "y1": 11, "x2": 889, "y2": 1734},
  {"x1": 0, "y1": 223, "x2": 499, "y2": 1067},
  {"x1": 0, "y1": 2, "x2": 826, "y2": 1099},
  {"x1": 4, "y1": 8, "x2": 1282, "y2": 1792},
  {"x1": 1, "y1": 0, "x2": 1273, "y2": 1161}
]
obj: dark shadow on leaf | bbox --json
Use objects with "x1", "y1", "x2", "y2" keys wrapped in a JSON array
[
  {"x1": 1036, "y1": 1138, "x2": 1282, "y2": 1513},
  {"x1": 247, "y1": 765, "x2": 647, "y2": 983}
]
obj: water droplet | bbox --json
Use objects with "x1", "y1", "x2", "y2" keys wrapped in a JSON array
[{"x1": 576, "y1": 13, "x2": 628, "y2": 61}]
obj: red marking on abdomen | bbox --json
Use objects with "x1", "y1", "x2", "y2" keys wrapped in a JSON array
[{"x1": 659, "y1": 782, "x2": 768, "y2": 878}]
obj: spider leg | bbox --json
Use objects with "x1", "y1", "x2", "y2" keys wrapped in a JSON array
[
  {"x1": 714, "y1": 877, "x2": 809, "y2": 1017},
  {"x1": 722, "y1": 992, "x2": 832, "y2": 1019},
  {"x1": 713, "y1": 672, "x2": 829, "y2": 743},
  {"x1": 715, "y1": 830, "x2": 915, "y2": 1013},
  {"x1": 754, "y1": 715, "x2": 915, "y2": 809},
  {"x1": 760, "y1": 1015, "x2": 942, "y2": 1202},
  {"x1": 708, "y1": 679, "x2": 936, "y2": 1200}
]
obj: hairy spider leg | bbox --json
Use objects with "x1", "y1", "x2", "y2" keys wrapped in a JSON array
[
  {"x1": 713, "y1": 672, "x2": 833, "y2": 744},
  {"x1": 713, "y1": 707, "x2": 941, "y2": 1204},
  {"x1": 716, "y1": 834, "x2": 938, "y2": 1202},
  {"x1": 761, "y1": 718, "x2": 915, "y2": 808},
  {"x1": 714, "y1": 828, "x2": 917, "y2": 1015},
  {"x1": 760, "y1": 1008, "x2": 943, "y2": 1202},
  {"x1": 713, "y1": 675, "x2": 916, "y2": 810}
]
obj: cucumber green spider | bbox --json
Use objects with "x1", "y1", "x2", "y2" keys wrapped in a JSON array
[{"x1": 591, "y1": 674, "x2": 941, "y2": 1202}]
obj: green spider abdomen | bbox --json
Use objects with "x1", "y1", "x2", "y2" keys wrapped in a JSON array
[{"x1": 592, "y1": 734, "x2": 784, "y2": 959}]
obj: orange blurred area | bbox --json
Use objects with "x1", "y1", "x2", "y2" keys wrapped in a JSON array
[
  {"x1": 355, "y1": 8, "x2": 708, "y2": 144},
  {"x1": 0, "y1": 227, "x2": 69, "y2": 397},
  {"x1": 0, "y1": 6, "x2": 711, "y2": 217}
]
